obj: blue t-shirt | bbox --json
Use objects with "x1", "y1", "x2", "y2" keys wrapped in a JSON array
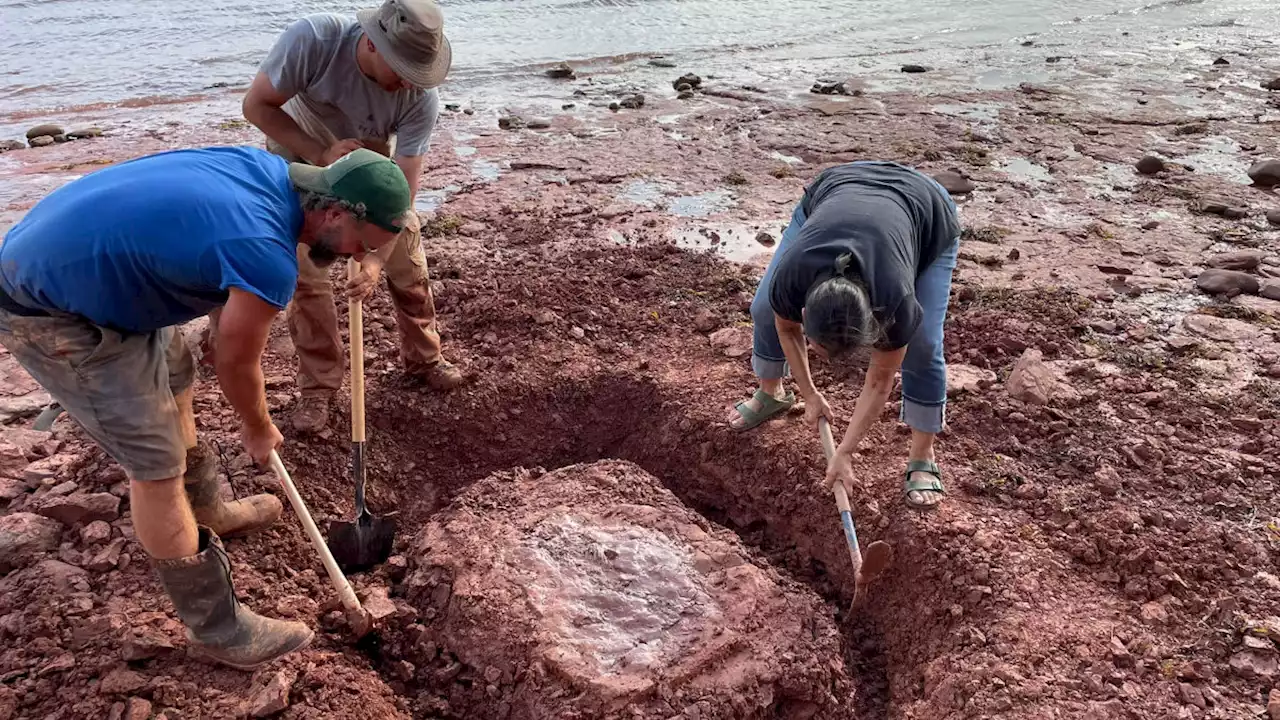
[{"x1": 0, "y1": 146, "x2": 303, "y2": 334}]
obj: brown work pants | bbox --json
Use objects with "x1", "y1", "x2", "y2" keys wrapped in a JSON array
[{"x1": 290, "y1": 210, "x2": 443, "y2": 396}]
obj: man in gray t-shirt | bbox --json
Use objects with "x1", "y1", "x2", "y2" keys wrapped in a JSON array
[{"x1": 241, "y1": 0, "x2": 463, "y2": 433}]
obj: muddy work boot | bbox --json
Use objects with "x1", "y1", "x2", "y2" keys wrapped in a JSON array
[
  {"x1": 154, "y1": 528, "x2": 313, "y2": 670},
  {"x1": 290, "y1": 393, "x2": 331, "y2": 433},
  {"x1": 413, "y1": 359, "x2": 465, "y2": 392},
  {"x1": 184, "y1": 441, "x2": 282, "y2": 539}
]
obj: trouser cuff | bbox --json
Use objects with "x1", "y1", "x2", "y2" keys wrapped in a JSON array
[
  {"x1": 900, "y1": 398, "x2": 946, "y2": 434},
  {"x1": 751, "y1": 354, "x2": 788, "y2": 380}
]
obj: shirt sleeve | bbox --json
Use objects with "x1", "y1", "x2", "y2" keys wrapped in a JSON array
[
  {"x1": 876, "y1": 295, "x2": 922, "y2": 350},
  {"x1": 213, "y1": 238, "x2": 299, "y2": 310},
  {"x1": 260, "y1": 17, "x2": 325, "y2": 96},
  {"x1": 393, "y1": 88, "x2": 440, "y2": 158}
]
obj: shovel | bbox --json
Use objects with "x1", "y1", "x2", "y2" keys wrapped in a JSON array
[
  {"x1": 326, "y1": 259, "x2": 397, "y2": 574},
  {"x1": 268, "y1": 450, "x2": 373, "y2": 637},
  {"x1": 818, "y1": 418, "x2": 893, "y2": 607}
]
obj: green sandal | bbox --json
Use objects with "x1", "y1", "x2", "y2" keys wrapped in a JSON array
[
  {"x1": 903, "y1": 460, "x2": 946, "y2": 510},
  {"x1": 730, "y1": 388, "x2": 796, "y2": 432}
]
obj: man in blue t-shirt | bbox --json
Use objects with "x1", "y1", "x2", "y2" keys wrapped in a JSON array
[{"x1": 0, "y1": 145, "x2": 411, "y2": 670}]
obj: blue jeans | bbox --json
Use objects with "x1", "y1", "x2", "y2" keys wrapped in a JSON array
[{"x1": 749, "y1": 173, "x2": 961, "y2": 434}]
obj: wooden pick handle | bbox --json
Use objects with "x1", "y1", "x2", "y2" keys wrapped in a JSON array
[
  {"x1": 818, "y1": 418, "x2": 863, "y2": 569},
  {"x1": 269, "y1": 451, "x2": 363, "y2": 616},
  {"x1": 347, "y1": 259, "x2": 366, "y2": 444}
]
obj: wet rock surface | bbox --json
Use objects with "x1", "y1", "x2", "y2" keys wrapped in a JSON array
[
  {"x1": 1197, "y1": 269, "x2": 1260, "y2": 297},
  {"x1": 1135, "y1": 155, "x2": 1165, "y2": 175},
  {"x1": 672, "y1": 73, "x2": 702, "y2": 90},
  {"x1": 399, "y1": 460, "x2": 851, "y2": 719},
  {"x1": 545, "y1": 62, "x2": 575, "y2": 80},
  {"x1": 0, "y1": 513, "x2": 62, "y2": 572},
  {"x1": 25, "y1": 124, "x2": 64, "y2": 140},
  {"x1": 1, "y1": 51, "x2": 1279, "y2": 720},
  {"x1": 1248, "y1": 159, "x2": 1280, "y2": 187},
  {"x1": 932, "y1": 170, "x2": 976, "y2": 195}
]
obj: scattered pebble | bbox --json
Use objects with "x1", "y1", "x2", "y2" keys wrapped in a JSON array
[
  {"x1": 672, "y1": 73, "x2": 702, "y2": 90},
  {"x1": 1135, "y1": 155, "x2": 1165, "y2": 175},
  {"x1": 545, "y1": 62, "x2": 575, "y2": 80},
  {"x1": 247, "y1": 670, "x2": 293, "y2": 718},
  {"x1": 25, "y1": 124, "x2": 64, "y2": 140},
  {"x1": 1249, "y1": 160, "x2": 1280, "y2": 188},
  {"x1": 1196, "y1": 269, "x2": 1259, "y2": 297}
]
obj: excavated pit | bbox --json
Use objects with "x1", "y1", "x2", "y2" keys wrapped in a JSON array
[{"x1": 304, "y1": 369, "x2": 994, "y2": 720}]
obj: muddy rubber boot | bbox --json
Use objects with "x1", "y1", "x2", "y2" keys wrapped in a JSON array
[
  {"x1": 184, "y1": 441, "x2": 282, "y2": 539},
  {"x1": 154, "y1": 527, "x2": 314, "y2": 671},
  {"x1": 290, "y1": 394, "x2": 331, "y2": 433},
  {"x1": 418, "y1": 359, "x2": 464, "y2": 392}
]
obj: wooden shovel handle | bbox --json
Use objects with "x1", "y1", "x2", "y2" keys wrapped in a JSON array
[
  {"x1": 818, "y1": 419, "x2": 863, "y2": 568},
  {"x1": 347, "y1": 259, "x2": 366, "y2": 444},
  {"x1": 269, "y1": 450, "x2": 363, "y2": 615},
  {"x1": 818, "y1": 420, "x2": 853, "y2": 510}
]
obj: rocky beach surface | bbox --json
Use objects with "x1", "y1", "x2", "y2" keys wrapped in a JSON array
[{"x1": 0, "y1": 52, "x2": 1279, "y2": 719}]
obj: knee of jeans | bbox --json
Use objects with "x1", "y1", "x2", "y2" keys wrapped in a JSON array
[
  {"x1": 749, "y1": 292, "x2": 774, "y2": 327},
  {"x1": 904, "y1": 338, "x2": 944, "y2": 374}
]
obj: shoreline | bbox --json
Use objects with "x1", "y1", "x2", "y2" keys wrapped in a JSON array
[{"x1": 0, "y1": 50, "x2": 1278, "y2": 719}]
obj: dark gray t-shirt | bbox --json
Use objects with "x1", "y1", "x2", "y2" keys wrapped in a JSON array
[
  {"x1": 768, "y1": 161, "x2": 959, "y2": 350},
  {"x1": 259, "y1": 13, "x2": 439, "y2": 159}
]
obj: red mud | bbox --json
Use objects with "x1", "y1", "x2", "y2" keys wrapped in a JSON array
[{"x1": 2, "y1": 64, "x2": 1280, "y2": 720}]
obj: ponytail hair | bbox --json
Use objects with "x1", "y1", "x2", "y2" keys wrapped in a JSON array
[{"x1": 802, "y1": 253, "x2": 878, "y2": 357}]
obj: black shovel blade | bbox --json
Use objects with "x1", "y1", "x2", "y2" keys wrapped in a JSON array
[{"x1": 327, "y1": 512, "x2": 398, "y2": 574}]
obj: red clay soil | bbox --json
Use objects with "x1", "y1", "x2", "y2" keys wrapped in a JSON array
[
  {"x1": 2, "y1": 69, "x2": 1280, "y2": 719},
  {"x1": 392, "y1": 459, "x2": 851, "y2": 720}
]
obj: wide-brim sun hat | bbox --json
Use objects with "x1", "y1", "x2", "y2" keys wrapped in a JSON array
[{"x1": 358, "y1": 0, "x2": 453, "y2": 90}]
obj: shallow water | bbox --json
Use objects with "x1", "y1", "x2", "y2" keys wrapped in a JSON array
[{"x1": 1, "y1": 0, "x2": 1277, "y2": 129}]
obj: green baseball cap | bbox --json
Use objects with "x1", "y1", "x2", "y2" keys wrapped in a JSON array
[{"x1": 289, "y1": 148, "x2": 412, "y2": 233}]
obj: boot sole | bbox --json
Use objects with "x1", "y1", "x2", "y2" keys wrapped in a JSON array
[{"x1": 189, "y1": 628, "x2": 315, "y2": 671}]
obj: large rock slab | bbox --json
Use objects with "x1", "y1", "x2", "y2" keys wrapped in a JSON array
[
  {"x1": 947, "y1": 364, "x2": 996, "y2": 396},
  {"x1": 708, "y1": 326, "x2": 753, "y2": 358},
  {"x1": 0, "y1": 513, "x2": 63, "y2": 572},
  {"x1": 1182, "y1": 314, "x2": 1263, "y2": 344},
  {"x1": 402, "y1": 460, "x2": 851, "y2": 719},
  {"x1": 1196, "y1": 269, "x2": 1259, "y2": 297},
  {"x1": 1249, "y1": 160, "x2": 1280, "y2": 188},
  {"x1": 31, "y1": 492, "x2": 121, "y2": 526},
  {"x1": 1006, "y1": 348, "x2": 1080, "y2": 406}
]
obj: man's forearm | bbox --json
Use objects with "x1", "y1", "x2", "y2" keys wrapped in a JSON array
[
  {"x1": 215, "y1": 356, "x2": 271, "y2": 431},
  {"x1": 244, "y1": 102, "x2": 326, "y2": 166}
]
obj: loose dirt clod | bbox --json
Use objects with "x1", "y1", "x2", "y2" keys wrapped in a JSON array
[{"x1": 397, "y1": 460, "x2": 852, "y2": 719}]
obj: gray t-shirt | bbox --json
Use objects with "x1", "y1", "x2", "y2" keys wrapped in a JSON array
[{"x1": 259, "y1": 13, "x2": 439, "y2": 159}]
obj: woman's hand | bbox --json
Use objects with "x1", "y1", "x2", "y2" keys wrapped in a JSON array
[
  {"x1": 803, "y1": 391, "x2": 835, "y2": 429},
  {"x1": 824, "y1": 450, "x2": 856, "y2": 495}
]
